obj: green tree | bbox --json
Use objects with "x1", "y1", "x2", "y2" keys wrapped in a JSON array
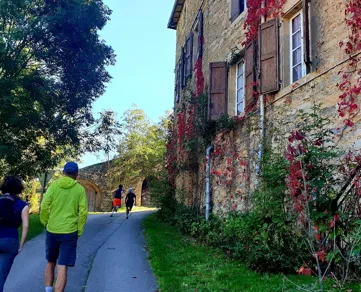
[
  {"x1": 0, "y1": 0, "x2": 116, "y2": 177},
  {"x1": 110, "y1": 106, "x2": 169, "y2": 189}
]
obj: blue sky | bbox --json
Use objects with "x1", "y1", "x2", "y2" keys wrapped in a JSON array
[{"x1": 80, "y1": 0, "x2": 176, "y2": 167}]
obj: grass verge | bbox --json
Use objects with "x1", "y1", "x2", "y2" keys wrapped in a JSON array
[
  {"x1": 143, "y1": 213, "x2": 360, "y2": 292},
  {"x1": 19, "y1": 214, "x2": 44, "y2": 241}
]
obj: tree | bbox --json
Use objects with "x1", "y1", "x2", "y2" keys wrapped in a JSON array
[
  {"x1": 109, "y1": 106, "x2": 169, "y2": 189},
  {"x1": 0, "y1": 0, "x2": 116, "y2": 177}
]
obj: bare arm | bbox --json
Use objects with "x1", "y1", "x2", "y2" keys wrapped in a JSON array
[{"x1": 19, "y1": 205, "x2": 29, "y2": 253}]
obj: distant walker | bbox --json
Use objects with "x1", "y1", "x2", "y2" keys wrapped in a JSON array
[{"x1": 125, "y1": 188, "x2": 136, "y2": 219}]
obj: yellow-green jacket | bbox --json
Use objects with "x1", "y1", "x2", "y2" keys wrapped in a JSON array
[{"x1": 40, "y1": 177, "x2": 88, "y2": 237}]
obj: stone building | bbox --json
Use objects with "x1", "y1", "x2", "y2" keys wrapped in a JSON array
[
  {"x1": 168, "y1": 0, "x2": 361, "y2": 215},
  {"x1": 78, "y1": 161, "x2": 147, "y2": 212}
]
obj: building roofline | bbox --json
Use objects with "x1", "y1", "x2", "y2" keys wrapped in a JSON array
[{"x1": 168, "y1": 0, "x2": 185, "y2": 30}]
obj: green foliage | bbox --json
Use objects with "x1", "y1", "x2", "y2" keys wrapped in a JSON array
[
  {"x1": 0, "y1": 0, "x2": 116, "y2": 177},
  {"x1": 109, "y1": 106, "x2": 169, "y2": 189},
  {"x1": 144, "y1": 214, "x2": 359, "y2": 291},
  {"x1": 158, "y1": 149, "x2": 309, "y2": 274},
  {"x1": 216, "y1": 114, "x2": 237, "y2": 132}
]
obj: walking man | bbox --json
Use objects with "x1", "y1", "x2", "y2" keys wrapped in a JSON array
[
  {"x1": 40, "y1": 162, "x2": 88, "y2": 292},
  {"x1": 125, "y1": 188, "x2": 136, "y2": 219},
  {"x1": 110, "y1": 184, "x2": 123, "y2": 217}
]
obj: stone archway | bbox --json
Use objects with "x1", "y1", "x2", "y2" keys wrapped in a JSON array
[
  {"x1": 141, "y1": 178, "x2": 152, "y2": 207},
  {"x1": 78, "y1": 179, "x2": 102, "y2": 212}
]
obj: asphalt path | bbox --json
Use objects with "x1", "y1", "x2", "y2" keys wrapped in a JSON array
[{"x1": 4, "y1": 211, "x2": 158, "y2": 292}]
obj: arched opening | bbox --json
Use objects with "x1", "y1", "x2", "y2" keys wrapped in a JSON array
[
  {"x1": 141, "y1": 178, "x2": 152, "y2": 207},
  {"x1": 77, "y1": 179, "x2": 102, "y2": 212}
]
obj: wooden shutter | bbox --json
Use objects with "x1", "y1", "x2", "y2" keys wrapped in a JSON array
[
  {"x1": 303, "y1": 0, "x2": 311, "y2": 73},
  {"x1": 245, "y1": 41, "x2": 256, "y2": 107},
  {"x1": 231, "y1": 0, "x2": 240, "y2": 22},
  {"x1": 209, "y1": 62, "x2": 228, "y2": 120},
  {"x1": 185, "y1": 33, "x2": 194, "y2": 78},
  {"x1": 197, "y1": 12, "x2": 204, "y2": 59},
  {"x1": 181, "y1": 47, "x2": 186, "y2": 88},
  {"x1": 259, "y1": 19, "x2": 279, "y2": 94},
  {"x1": 175, "y1": 63, "x2": 180, "y2": 103}
]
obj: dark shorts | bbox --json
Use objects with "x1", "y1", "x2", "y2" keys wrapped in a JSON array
[
  {"x1": 126, "y1": 203, "x2": 134, "y2": 210},
  {"x1": 46, "y1": 231, "x2": 78, "y2": 267}
]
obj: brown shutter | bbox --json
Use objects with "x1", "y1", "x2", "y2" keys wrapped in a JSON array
[
  {"x1": 197, "y1": 12, "x2": 204, "y2": 59},
  {"x1": 231, "y1": 0, "x2": 240, "y2": 22},
  {"x1": 181, "y1": 47, "x2": 186, "y2": 88},
  {"x1": 185, "y1": 33, "x2": 194, "y2": 78},
  {"x1": 303, "y1": 0, "x2": 311, "y2": 73},
  {"x1": 209, "y1": 62, "x2": 228, "y2": 120},
  {"x1": 175, "y1": 63, "x2": 180, "y2": 103},
  {"x1": 245, "y1": 41, "x2": 256, "y2": 107},
  {"x1": 259, "y1": 19, "x2": 279, "y2": 94}
]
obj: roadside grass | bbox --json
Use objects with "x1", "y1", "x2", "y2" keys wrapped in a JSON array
[
  {"x1": 143, "y1": 213, "x2": 360, "y2": 292},
  {"x1": 19, "y1": 213, "x2": 44, "y2": 241}
]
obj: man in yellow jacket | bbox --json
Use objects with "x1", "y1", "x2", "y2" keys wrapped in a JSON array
[{"x1": 40, "y1": 162, "x2": 88, "y2": 292}]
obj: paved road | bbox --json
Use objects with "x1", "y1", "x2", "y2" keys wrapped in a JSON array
[{"x1": 4, "y1": 211, "x2": 158, "y2": 292}]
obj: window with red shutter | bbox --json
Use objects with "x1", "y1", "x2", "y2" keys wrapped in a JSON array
[
  {"x1": 209, "y1": 62, "x2": 228, "y2": 120},
  {"x1": 259, "y1": 19, "x2": 280, "y2": 94}
]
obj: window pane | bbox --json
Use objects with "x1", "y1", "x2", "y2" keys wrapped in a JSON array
[
  {"x1": 237, "y1": 62, "x2": 244, "y2": 76},
  {"x1": 240, "y1": 0, "x2": 245, "y2": 13},
  {"x1": 293, "y1": 65, "x2": 302, "y2": 82},
  {"x1": 292, "y1": 15, "x2": 301, "y2": 32},
  {"x1": 237, "y1": 88, "x2": 244, "y2": 102},
  {"x1": 292, "y1": 48, "x2": 302, "y2": 66},
  {"x1": 237, "y1": 75, "x2": 244, "y2": 89},
  {"x1": 237, "y1": 101, "x2": 244, "y2": 114},
  {"x1": 292, "y1": 31, "x2": 301, "y2": 48}
]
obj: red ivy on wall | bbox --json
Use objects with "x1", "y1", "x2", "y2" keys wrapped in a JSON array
[{"x1": 338, "y1": 0, "x2": 361, "y2": 127}]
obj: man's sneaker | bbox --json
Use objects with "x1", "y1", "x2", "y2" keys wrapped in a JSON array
[
  {"x1": 126, "y1": 216, "x2": 128, "y2": 219},
  {"x1": 110, "y1": 214, "x2": 113, "y2": 217}
]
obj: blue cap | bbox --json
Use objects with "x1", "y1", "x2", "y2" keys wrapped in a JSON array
[{"x1": 63, "y1": 162, "x2": 79, "y2": 174}]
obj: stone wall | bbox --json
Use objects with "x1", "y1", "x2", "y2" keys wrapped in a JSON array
[
  {"x1": 79, "y1": 162, "x2": 144, "y2": 212},
  {"x1": 171, "y1": 0, "x2": 359, "y2": 216}
]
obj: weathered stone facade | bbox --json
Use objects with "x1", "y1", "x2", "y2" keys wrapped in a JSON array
[
  {"x1": 169, "y1": 0, "x2": 360, "y2": 215},
  {"x1": 78, "y1": 161, "x2": 145, "y2": 212}
]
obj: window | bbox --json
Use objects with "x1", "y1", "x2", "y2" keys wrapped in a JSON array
[
  {"x1": 290, "y1": 12, "x2": 306, "y2": 83},
  {"x1": 231, "y1": 0, "x2": 247, "y2": 22},
  {"x1": 236, "y1": 61, "x2": 245, "y2": 115}
]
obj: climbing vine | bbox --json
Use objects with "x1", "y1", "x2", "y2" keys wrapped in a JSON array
[{"x1": 338, "y1": 0, "x2": 361, "y2": 127}]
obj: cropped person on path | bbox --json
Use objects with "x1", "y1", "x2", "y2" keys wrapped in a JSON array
[
  {"x1": 110, "y1": 184, "x2": 123, "y2": 217},
  {"x1": 0, "y1": 176, "x2": 29, "y2": 292},
  {"x1": 40, "y1": 162, "x2": 88, "y2": 292},
  {"x1": 125, "y1": 188, "x2": 136, "y2": 219}
]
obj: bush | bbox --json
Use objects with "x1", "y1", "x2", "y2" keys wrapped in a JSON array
[
  {"x1": 222, "y1": 212, "x2": 307, "y2": 273},
  {"x1": 157, "y1": 150, "x2": 310, "y2": 274}
]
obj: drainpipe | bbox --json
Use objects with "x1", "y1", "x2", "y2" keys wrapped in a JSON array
[
  {"x1": 205, "y1": 145, "x2": 213, "y2": 221},
  {"x1": 257, "y1": 95, "x2": 265, "y2": 176},
  {"x1": 256, "y1": 1, "x2": 266, "y2": 179}
]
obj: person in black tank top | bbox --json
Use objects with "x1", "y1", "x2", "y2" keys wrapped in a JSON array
[
  {"x1": 0, "y1": 176, "x2": 29, "y2": 292},
  {"x1": 125, "y1": 188, "x2": 136, "y2": 219}
]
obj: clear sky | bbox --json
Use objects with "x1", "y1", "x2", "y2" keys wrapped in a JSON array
[{"x1": 80, "y1": 0, "x2": 176, "y2": 167}]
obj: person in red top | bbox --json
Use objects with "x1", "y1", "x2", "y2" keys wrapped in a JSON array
[{"x1": 110, "y1": 185, "x2": 123, "y2": 217}]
